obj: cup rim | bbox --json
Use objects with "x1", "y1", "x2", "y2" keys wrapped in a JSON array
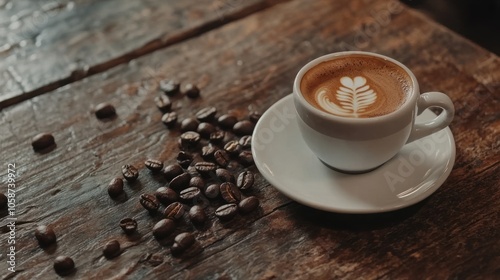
[{"x1": 293, "y1": 51, "x2": 419, "y2": 124}]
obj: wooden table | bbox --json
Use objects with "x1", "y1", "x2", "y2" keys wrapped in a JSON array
[{"x1": 1, "y1": 0, "x2": 499, "y2": 279}]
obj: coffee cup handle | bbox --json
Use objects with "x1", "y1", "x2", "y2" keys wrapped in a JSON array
[{"x1": 406, "y1": 92, "x2": 455, "y2": 143}]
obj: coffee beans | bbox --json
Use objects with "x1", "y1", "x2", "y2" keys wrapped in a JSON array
[
  {"x1": 233, "y1": 120, "x2": 255, "y2": 136},
  {"x1": 180, "y1": 187, "x2": 201, "y2": 201},
  {"x1": 238, "y1": 150, "x2": 254, "y2": 166},
  {"x1": 237, "y1": 171, "x2": 254, "y2": 190},
  {"x1": 153, "y1": 219, "x2": 176, "y2": 239},
  {"x1": 205, "y1": 183, "x2": 220, "y2": 199},
  {"x1": 162, "y1": 112, "x2": 178, "y2": 128},
  {"x1": 160, "y1": 80, "x2": 180, "y2": 96},
  {"x1": 201, "y1": 145, "x2": 217, "y2": 160},
  {"x1": 176, "y1": 152, "x2": 193, "y2": 168},
  {"x1": 35, "y1": 225, "x2": 56, "y2": 247},
  {"x1": 220, "y1": 182, "x2": 241, "y2": 203},
  {"x1": 184, "y1": 84, "x2": 200, "y2": 98},
  {"x1": 210, "y1": 130, "x2": 225, "y2": 144},
  {"x1": 162, "y1": 164, "x2": 184, "y2": 181},
  {"x1": 154, "y1": 95, "x2": 172, "y2": 112},
  {"x1": 140, "y1": 193, "x2": 160, "y2": 213},
  {"x1": 238, "y1": 196, "x2": 260, "y2": 214},
  {"x1": 248, "y1": 111, "x2": 261, "y2": 123},
  {"x1": 239, "y1": 135, "x2": 252, "y2": 148},
  {"x1": 196, "y1": 107, "x2": 217, "y2": 122},
  {"x1": 189, "y1": 205, "x2": 207, "y2": 225},
  {"x1": 214, "y1": 150, "x2": 230, "y2": 167},
  {"x1": 31, "y1": 133, "x2": 55, "y2": 151},
  {"x1": 155, "y1": 187, "x2": 178, "y2": 205},
  {"x1": 107, "y1": 178, "x2": 124, "y2": 198},
  {"x1": 53, "y1": 256, "x2": 75, "y2": 276},
  {"x1": 171, "y1": 232, "x2": 196, "y2": 256},
  {"x1": 197, "y1": 122, "x2": 216, "y2": 137},
  {"x1": 180, "y1": 117, "x2": 200, "y2": 132},
  {"x1": 224, "y1": 140, "x2": 241, "y2": 155},
  {"x1": 218, "y1": 114, "x2": 238, "y2": 129},
  {"x1": 94, "y1": 103, "x2": 116, "y2": 119},
  {"x1": 169, "y1": 172, "x2": 191, "y2": 190},
  {"x1": 145, "y1": 159, "x2": 163, "y2": 172},
  {"x1": 164, "y1": 202, "x2": 185, "y2": 220},
  {"x1": 216, "y1": 168, "x2": 235, "y2": 183},
  {"x1": 215, "y1": 204, "x2": 238, "y2": 221},
  {"x1": 103, "y1": 240, "x2": 121, "y2": 259},
  {"x1": 194, "y1": 161, "x2": 216, "y2": 174},
  {"x1": 189, "y1": 176, "x2": 205, "y2": 189},
  {"x1": 122, "y1": 164, "x2": 139, "y2": 181},
  {"x1": 119, "y1": 218, "x2": 138, "y2": 235},
  {"x1": 180, "y1": 131, "x2": 200, "y2": 148}
]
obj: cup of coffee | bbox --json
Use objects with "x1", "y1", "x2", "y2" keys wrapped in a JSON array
[{"x1": 293, "y1": 51, "x2": 455, "y2": 173}]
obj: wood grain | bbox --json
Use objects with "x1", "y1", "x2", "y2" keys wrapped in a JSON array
[{"x1": 0, "y1": 0, "x2": 498, "y2": 279}]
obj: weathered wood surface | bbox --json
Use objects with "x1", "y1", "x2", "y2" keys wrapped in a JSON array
[
  {"x1": 0, "y1": 0, "x2": 499, "y2": 279},
  {"x1": 0, "y1": 0, "x2": 289, "y2": 108}
]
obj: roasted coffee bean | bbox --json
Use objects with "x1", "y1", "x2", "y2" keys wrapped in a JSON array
[
  {"x1": 180, "y1": 131, "x2": 200, "y2": 148},
  {"x1": 201, "y1": 145, "x2": 218, "y2": 160},
  {"x1": 194, "y1": 162, "x2": 216, "y2": 174},
  {"x1": 103, "y1": 240, "x2": 121, "y2": 259},
  {"x1": 197, "y1": 122, "x2": 216, "y2": 138},
  {"x1": 94, "y1": 103, "x2": 116, "y2": 119},
  {"x1": 180, "y1": 117, "x2": 200, "y2": 132},
  {"x1": 162, "y1": 164, "x2": 184, "y2": 181},
  {"x1": 184, "y1": 84, "x2": 200, "y2": 98},
  {"x1": 233, "y1": 120, "x2": 255, "y2": 136},
  {"x1": 180, "y1": 187, "x2": 201, "y2": 202},
  {"x1": 169, "y1": 172, "x2": 191, "y2": 190},
  {"x1": 189, "y1": 205, "x2": 207, "y2": 225},
  {"x1": 171, "y1": 232, "x2": 196, "y2": 256},
  {"x1": 154, "y1": 95, "x2": 172, "y2": 112},
  {"x1": 176, "y1": 151, "x2": 193, "y2": 168},
  {"x1": 217, "y1": 114, "x2": 238, "y2": 129},
  {"x1": 238, "y1": 196, "x2": 260, "y2": 214},
  {"x1": 186, "y1": 165, "x2": 200, "y2": 178},
  {"x1": 160, "y1": 80, "x2": 180, "y2": 96},
  {"x1": 0, "y1": 193, "x2": 7, "y2": 209},
  {"x1": 53, "y1": 256, "x2": 75, "y2": 276},
  {"x1": 164, "y1": 202, "x2": 185, "y2": 220},
  {"x1": 32, "y1": 133, "x2": 55, "y2": 151},
  {"x1": 209, "y1": 130, "x2": 225, "y2": 144},
  {"x1": 35, "y1": 225, "x2": 56, "y2": 247},
  {"x1": 122, "y1": 164, "x2": 139, "y2": 181},
  {"x1": 214, "y1": 150, "x2": 230, "y2": 167},
  {"x1": 205, "y1": 183, "x2": 220, "y2": 199},
  {"x1": 155, "y1": 187, "x2": 178, "y2": 205},
  {"x1": 119, "y1": 218, "x2": 137, "y2": 235},
  {"x1": 238, "y1": 150, "x2": 254, "y2": 166},
  {"x1": 145, "y1": 159, "x2": 163, "y2": 172},
  {"x1": 196, "y1": 106, "x2": 217, "y2": 122},
  {"x1": 153, "y1": 219, "x2": 176, "y2": 239},
  {"x1": 224, "y1": 140, "x2": 241, "y2": 155},
  {"x1": 107, "y1": 178, "x2": 124, "y2": 198},
  {"x1": 215, "y1": 204, "x2": 238, "y2": 221},
  {"x1": 216, "y1": 168, "x2": 235, "y2": 183},
  {"x1": 237, "y1": 171, "x2": 254, "y2": 190},
  {"x1": 189, "y1": 176, "x2": 205, "y2": 189},
  {"x1": 161, "y1": 112, "x2": 178, "y2": 128},
  {"x1": 220, "y1": 182, "x2": 241, "y2": 203},
  {"x1": 239, "y1": 135, "x2": 252, "y2": 148},
  {"x1": 140, "y1": 193, "x2": 160, "y2": 213},
  {"x1": 248, "y1": 111, "x2": 261, "y2": 123}
]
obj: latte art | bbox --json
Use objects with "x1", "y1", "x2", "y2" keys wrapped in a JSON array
[{"x1": 316, "y1": 76, "x2": 377, "y2": 118}]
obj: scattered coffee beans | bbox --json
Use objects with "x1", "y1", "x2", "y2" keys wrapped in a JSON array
[
  {"x1": 155, "y1": 187, "x2": 178, "y2": 205},
  {"x1": 35, "y1": 225, "x2": 56, "y2": 247},
  {"x1": 197, "y1": 122, "x2": 216, "y2": 138},
  {"x1": 194, "y1": 162, "x2": 216, "y2": 175},
  {"x1": 196, "y1": 106, "x2": 217, "y2": 122},
  {"x1": 189, "y1": 176, "x2": 205, "y2": 189},
  {"x1": 201, "y1": 145, "x2": 217, "y2": 160},
  {"x1": 239, "y1": 135, "x2": 252, "y2": 148},
  {"x1": 214, "y1": 150, "x2": 230, "y2": 167},
  {"x1": 107, "y1": 178, "x2": 124, "y2": 198},
  {"x1": 233, "y1": 120, "x2": 255, "y2": 136},
  {"x1": 176, "y1": 152, "x2": 193, "y2": 168},
  {"x1": 248, "y1": 111, "x2": 261, "y2": 123},
  {"x1": 189, "y1": 205, "x2": 207, "y2": 225},
  {"x1": 169, "y1": 172, "x2": 191, "y2": 190},
  {"x1": 180, "y1": 187, "x2": 201, "y2": 202},
  {"x1": 119, "y1": 218, "x2": 138, "y2": 235},
  {"x1": 140, "y1": 193, "x2": 160, "y2": 213},
  {"x1": 217, "y1": 114, "x2": 238, "y2": 129},
  {"x1": 162, "y1": 164, "x2": 184, "y2": 181},
  {"x1": 171, "y1": 232, "x2": 196, "y2": 256},
  {"x1": 205, "y1": 183, "x2": 220, "y2": 199},
  {"x1": 238, "y1": 150, "x2": 254, "y2": 166},
  {"x1": 31, "y1": 133, "x2": 55, "y2": 151},
  {"x1": 184, "y1": 84, "x2": 200, "y2": 98},
  {"x1": 121, "y1": 164, "x2": 139, "y2": 181},
  {"x1": 180, "y1": 131, "x2": 200, "y2": 148},
  {"x1": 161, "y1": 112, "x2": 178, "y2": 128},
  {"x1": 103, "y1": 240, "x2": 121, "y2": 259},
  {"x1": 145, "y1": 159, "x2": 163, "y2": 172},
  {"x1": 209, "y1": 130, "x2": 225, "y2": 144},
  {"x1": 94, "y1": 103, "x2": 116, "y2": 119},
  {"x1": 215, "y1": 204, "x2": 238, "y2": 221},
  {"x1": 216, "y1": 168, "x2": 235, "y2": 183},
  {"x1": 153, "y1": 219, "x2": 176, "y2": 239},
  {"x1": 0, "y1": 193, "x2": 6, "y2": 209},
  {"x1": 53, "y1": 256, "x2": 75, "y2": 276},
  {"x1": 164, "y1": 202, "x2": 185, "y2": 220},
  {"x1": 220, "y1": 182, "x2": 241, "y2": 203},
  {"x1": 238, "y1": 196, "x2": 260, "y2": 214},
  {"x1": 237, "y1": 171, "x2": 254, "y2": 190},
  {"x1": 160, "y1": 80, "x2": 180, "y2": 96},
  {"x1": 180, "y1": 118, "x2": 200, "y2": 132},
  {"x1": 154, "y1": 95, "x2": 172, "y2": 112},
  {"x1": 224, "y1": 140, "x2": 241, "y2": 155}
]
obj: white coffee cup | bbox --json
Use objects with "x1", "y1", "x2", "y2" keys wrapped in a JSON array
[{"x1": 293, "y1": 51, "x2": 455, "y2": 173}]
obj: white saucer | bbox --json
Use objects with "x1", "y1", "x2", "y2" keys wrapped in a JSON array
[{"x1": 252, "y1": 95, "x2": 455, "y2": 214}]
